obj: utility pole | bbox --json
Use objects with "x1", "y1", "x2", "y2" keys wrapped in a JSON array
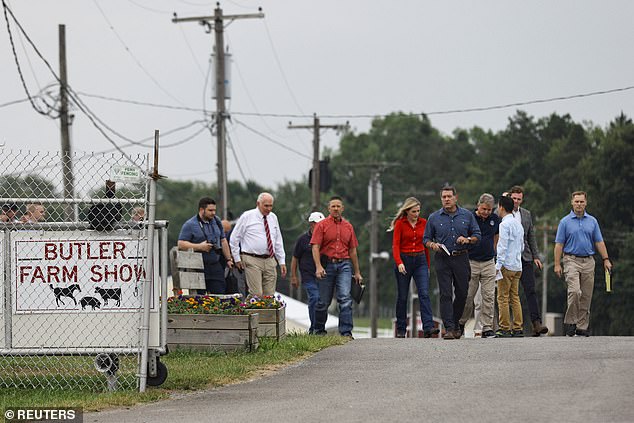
[
  {"x1": 173, "y1": 5, "x2": 264, "y2": 219},
  {"x1": 542, "y1": 223, "x2": 549, "y2": 324},
  {"x1": 288, "y1": 115, "x2": 348, "y2": 211},
  {"x1": 58, "y1": 24, "x2": 75, "y2": 221},
  {"x1": 368, "y1": 170, "x2": 381, "y2": 338}
]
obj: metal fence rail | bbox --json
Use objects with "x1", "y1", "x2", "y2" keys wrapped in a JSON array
[{"x1": 0, "y1": 149, "x2": 155, "y2": 391}]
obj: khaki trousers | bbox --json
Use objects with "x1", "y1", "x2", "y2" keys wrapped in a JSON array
[
  {"x1": 563, "y1": 255, "x2": 595, "y2": 330},
  {"x1": 241, "y1": 254, "x2": 277, "y2": 297},
  {"x1": 460, "y1": 259, "x2": 496, "y2": 332},
  {"x1": 497, "y1": 268, "x2": 523, "y2": 331}
]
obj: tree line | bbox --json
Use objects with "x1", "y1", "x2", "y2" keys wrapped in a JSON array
[
  {"x1": 159, "y1": 110, "x2": 633, "y2": 335},
  {"x1": 4, "y1": 110, "x2": 631, "y2": 335}
]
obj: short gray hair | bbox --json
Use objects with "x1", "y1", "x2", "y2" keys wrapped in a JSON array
[
  {"x1": 257, "y1": 192, "x2": 274, "y2": 203},
  {"x1": 477, "y1": 193, "x2": 495, "y2": 206}
]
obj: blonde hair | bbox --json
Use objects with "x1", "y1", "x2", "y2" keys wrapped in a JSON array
[{"x1": 387, "y1": 197, "x2": 421, "y2": 232}]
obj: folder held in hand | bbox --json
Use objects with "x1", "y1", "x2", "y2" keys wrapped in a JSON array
[{"x1": 350, "y1": 278, "x2": 366, "y2": 304}]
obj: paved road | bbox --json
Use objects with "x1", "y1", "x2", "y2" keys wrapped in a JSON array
[{"x1": 87, "y1": 337, "x2": 634, "y2": 423}]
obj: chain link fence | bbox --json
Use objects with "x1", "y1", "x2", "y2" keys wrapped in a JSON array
[{"x1": 0, "y1": 149, "x2": 157, "y2": 392}]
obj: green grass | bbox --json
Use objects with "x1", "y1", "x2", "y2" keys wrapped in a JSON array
[
  {"x1": 0, "y1": 333, "x2": 346, "y2": 412},
  {"x1": 354, "y1": 316, "x2": 394, "y2": 330}
]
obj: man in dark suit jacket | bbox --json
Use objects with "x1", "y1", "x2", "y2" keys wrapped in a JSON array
[{"x1": 509, "y1": 186, "x2": 549, "y2": 336}]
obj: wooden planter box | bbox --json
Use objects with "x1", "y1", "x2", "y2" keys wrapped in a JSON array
[
  {"x1": 167, "y1": 313, "x2": 259, "y2": 352},
  {"x1": 245, "y1": 306, "x2": 286, "y2": 340}
]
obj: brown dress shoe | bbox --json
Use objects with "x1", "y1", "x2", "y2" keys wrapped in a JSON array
[
  {"x1": 443, "y1": 330, "x2": 456, "y2": 340},
  {"x1": 532, "y1": 320, "x2": 549, "y2": 336}
]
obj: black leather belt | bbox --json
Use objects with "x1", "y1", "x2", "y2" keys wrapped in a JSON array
[
  {"x1": 324, "y1": 256, "x2": 349, "y2": 263},
  {"x1": 564, "y1": 253, "x2": 590, "y2": 258},
  {"x1": 451, "y1": 250, "x2": 469, "y2": 256},
  {"x1": 242, "y1": 252, "x2": 273, "y2": 259}
]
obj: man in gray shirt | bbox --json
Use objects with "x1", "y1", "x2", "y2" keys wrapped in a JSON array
[{"x1": 509, "y1": 186, "x2": 549, "y2": 336}]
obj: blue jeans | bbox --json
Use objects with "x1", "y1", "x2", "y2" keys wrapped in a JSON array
[
  {"x1": 394, "y1": 254, "x2": 433, "y2": 332},
  {"x1": 434, "y1": 252, "x2": 470, "y2": 331},
  {"x1": 315, "y1": 260, "x2": 353, "y2": 335},
  {"x1": 302, "y1": 278, "x2": 320, "y2": 334}
]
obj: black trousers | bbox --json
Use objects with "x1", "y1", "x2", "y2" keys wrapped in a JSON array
[
  {"x1": 434, "y1": 252, "x2": 470, "y2": 331},
  {"x1": 520, "y1": 259, "x2": 541, "y2": 323},
  {"x1": 199, "y1": 261, "x2": 226, "y2": 295}
]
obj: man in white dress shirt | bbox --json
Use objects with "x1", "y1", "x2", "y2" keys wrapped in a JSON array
[{"x1": 230, "y1": 192, "x2": 286, "y2": 297}]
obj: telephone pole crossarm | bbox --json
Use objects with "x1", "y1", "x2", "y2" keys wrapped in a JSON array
[{"x1": 172, "y1": 11, "x2": 264, "y2": 24}]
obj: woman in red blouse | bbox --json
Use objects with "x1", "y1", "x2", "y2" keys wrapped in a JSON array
[{"x1": 389, "y1": 197, "x2": 438, "y2": 338}]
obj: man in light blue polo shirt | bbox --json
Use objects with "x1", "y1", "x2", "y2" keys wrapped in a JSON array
[{"x1": 554, "y1": 191, "x2": 612, "y2": 337}]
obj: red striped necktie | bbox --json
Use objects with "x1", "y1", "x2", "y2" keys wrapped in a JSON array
[{"x1": 263, "y1": 215, "x2": 275, "y2": 257}]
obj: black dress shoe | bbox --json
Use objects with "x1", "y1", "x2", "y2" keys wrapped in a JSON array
[
  {"x1": 575, "y1": 328, "x2": 590, "y2": 337},
  {"x1": 396, "y1": 331, "x2": 406, "y2": 338},
  {"x1": 565, "y1": 324, "x2": 577, "y2": 337},
  {"x1": 423, "y1": 328, "x2": 440, "y2": 338}
]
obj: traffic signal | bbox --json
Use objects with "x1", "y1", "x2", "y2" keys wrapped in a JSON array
[{"x1": 308, "y1": 160, "x2": 331, "y2": 192}]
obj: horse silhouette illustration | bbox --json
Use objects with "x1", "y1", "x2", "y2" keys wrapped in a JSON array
[
  {"x1": 94, "y1": 287, "x2": 122, "y2": 307},
  {"x1": 49, "y1": 284, "x2": 81, "y2": 307},
  {"x1": 80, "y1": 296, "x2": 101, "y2": 310}
]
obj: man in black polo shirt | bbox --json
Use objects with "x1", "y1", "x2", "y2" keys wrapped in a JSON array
[
  {"x1": 290, "y1": 211, "x2": 325, "y2": 334},
  {"x1": 458, "y1": 193, "x2": 500, "y2": 338}
]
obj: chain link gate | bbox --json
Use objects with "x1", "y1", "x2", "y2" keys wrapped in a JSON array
[{"x1": 0, "y1": 149, "x2": 166, "y2": 392}]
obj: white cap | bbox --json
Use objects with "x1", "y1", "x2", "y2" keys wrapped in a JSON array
[{"x1": 308, "y1": 211, "x2": 325, "y2": 223}]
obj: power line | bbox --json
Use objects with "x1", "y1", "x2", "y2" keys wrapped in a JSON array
[
  {"x1": 262, "y1": 20, "x2": 305, "y2": 115},
  {"x1": 226, "y1": 131, "x2": 249, "y2": 184},
  {"x1": 0, "y1": 97, "x2": 30, "y2": 109},
  {"x1": 424, "y1": 85, "x2": 634, "y2": 116},
  {"x1": 2, "y1": 1, "x2": 142, "y2": 167},
  {"x1": 0, "y1": 120, "x2": 207, "y2": 178},
  {"x1": 73, "y1": 84, "x2": 634, "y2": 121},
  {"x1": 2, "y1": 0, "x2": 49, "y2": 117},
  {"x1": 91, "y1": 0, "x2": 186, "y2": 106},
  {"x1": 177, "y1": 24, "x2": 207, "y2": 78},
  {"x1": 77, "y1": 91, "x2": 205, "y2": 112},
  {"x1": 233, "y1": 119, "x2": 312, "y2": 159},
  {"x1": 226, "y1": 32, "x2": 311, "y2": 151},
  {"x1": 226, "y1": 124, "x2": 253, "y2": 177},
  {"x1": 126, "y1": 0, "x2": 171, "y2": 14}
]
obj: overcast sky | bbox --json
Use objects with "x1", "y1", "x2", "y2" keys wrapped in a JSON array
[{"x1": 2, "y1": 0, "x2": 633, "y2": 191}]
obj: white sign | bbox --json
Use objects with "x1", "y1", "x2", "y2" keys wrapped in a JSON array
[
  {"x1": 110, "y1": 165, "x2": 143, "y2": 183},
  {"x1": 12, "y1": 232, "x2": 149, "y2": 313}
]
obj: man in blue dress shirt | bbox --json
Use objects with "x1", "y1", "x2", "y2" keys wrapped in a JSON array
[
  {"x1": 424, "y1": 186, "x2": 481, "y2": 340},
  {"x1": 554, "y1": 191, "x2": 612, "y2": 337}
]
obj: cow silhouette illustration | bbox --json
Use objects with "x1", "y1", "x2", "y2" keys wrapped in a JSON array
[
  {"x1": 94, "y1": 287, "x2": 122, "y2": 307},
  {"x1": 49, "y1": 284, "x2": 81, "y2": 307},
  {"x1": 80, "y1": 296, "x2": 101, "y2": 310}
]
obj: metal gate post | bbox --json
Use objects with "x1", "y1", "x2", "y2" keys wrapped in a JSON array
[
  {"x1": 3, "y1": 230, "x2": 12, "y2": 348},
  {"x1": 139, "y1": 174, "x2": 158, "y2": 392},
  {"x1": 160, "y1": 226, "x2": 168, "y2": 351}
]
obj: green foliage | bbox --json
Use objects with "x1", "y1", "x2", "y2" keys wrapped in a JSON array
[
  {"x1": 6, "y1": 111, "x2": 633, "y2": 335},
  {"x1": 321, "y1": 111, "x2": 634, "y2": 335}
]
